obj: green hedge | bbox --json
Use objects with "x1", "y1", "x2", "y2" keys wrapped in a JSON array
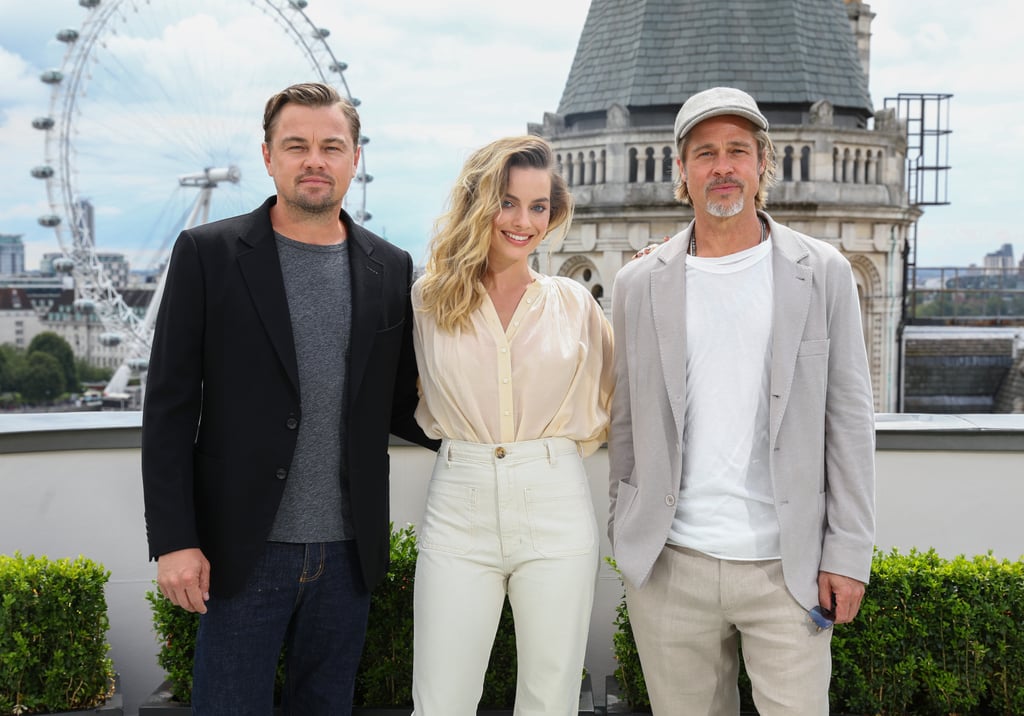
[
  {"x1": 147, "y1": 524, "x2": 519, "y2": 707},
  {"x1": 0, "y1": 553, "x2": 115, "y2": 715},
  {"x1": 610, "y1": 549, "x2": 1024, "y2": 715}
]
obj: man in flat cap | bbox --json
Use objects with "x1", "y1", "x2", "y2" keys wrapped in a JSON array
[{"x1": 607, "y1": 86, "x2": 876, "y2": 714}]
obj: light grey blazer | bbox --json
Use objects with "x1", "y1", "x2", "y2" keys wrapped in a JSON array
[{"x1": 607, "y1": 212, "x2": 876, "y2": 610}]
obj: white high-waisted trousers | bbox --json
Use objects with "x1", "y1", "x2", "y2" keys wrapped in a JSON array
[{"x1": 411, "y1": 437, "x2": 599, "y2": 716}]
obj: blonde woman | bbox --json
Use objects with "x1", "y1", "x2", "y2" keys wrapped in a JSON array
[{"x1": 411, "y1": 136, "x2": 613, "y2": 715}]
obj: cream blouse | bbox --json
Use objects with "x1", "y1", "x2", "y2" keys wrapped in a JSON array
[{"x1": 412, "y1": 272, "x2": 614, "y2": 457}]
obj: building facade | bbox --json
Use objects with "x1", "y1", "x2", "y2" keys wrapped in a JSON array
[
  {"x1": 0, "y1": 235, "x2": 26, "y2": 276},
  {"x1": 530, "y1": 0, "x2": 920, "y2": 411}
]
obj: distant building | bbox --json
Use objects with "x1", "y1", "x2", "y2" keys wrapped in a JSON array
[
  {"x1": 75, "y1": 198, "x2": 97, "y2": 249},
  {"x1": 984, "y1": 243, "x2": 1015, "y2": 270},
  {"x1": 42, "y1": 250, "x2": 130, "y2": 291},
  {"x1": 0, "y1": 235, "x2": 26, "y2": 276},
  {"x1": 0, "y1": 287, "x2": 44, "y2": 350},
  {"x1": 42, "y1": 288, "x2": 154, "y2": 369}
]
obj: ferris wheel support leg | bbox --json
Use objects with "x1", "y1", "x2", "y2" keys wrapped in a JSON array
[{"x1": 104, "y1": 362, "x2": 133, "y2": 398}]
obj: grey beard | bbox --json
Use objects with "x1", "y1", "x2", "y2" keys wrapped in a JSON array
[{"x1": 706, "y1": 194, "x2": 745, "y2": 218}]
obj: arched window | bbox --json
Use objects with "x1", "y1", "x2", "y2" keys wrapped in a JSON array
[
  {"x1": 800, "y1": 146, "x2": 811, "y2": 181},
  {"x1": 783, "y1": 145, "x2": 794, "y2": 182},
  {"x1": 662, "y1": 147, "x2": 673, "y2": 182},
  {"x1": 644, "y1": 147, "x2": 656, "y2": 182},
  {"x1": 628, "y1": 148, "x2": 638, "y2": 183}
]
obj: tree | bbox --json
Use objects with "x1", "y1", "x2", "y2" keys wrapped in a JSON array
[
  {"x1": 0, "y1": 344, "x2": 27, "y2": 393},
  {"x1": 19, "y1": 351, "x2": 65, "y2": 404},
  {"x1": 27, "y1": 332, "x2": 77, "y2": 393},
  {"x1": 75, "y1": 357, "x2": 114, "y2": 384}
]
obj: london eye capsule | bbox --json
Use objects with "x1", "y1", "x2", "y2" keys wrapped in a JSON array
[
  {"x1": 32, "y1": 117, "x2": 55, "y2": 130},
  {"x1": 40, "y1": 70, "x2": 63, "y2": 84},
  {"x1": 99, "y1": 332, "x2": 123, "y2": 347},
  {"x1": 128, "y1": 358, "x2": 150, "y2": 371},
  {"x1": 38, "y1": 214, "x2": 62, "y2": 227},
  {"x1": 73, "y1": 298, "x2": 96, "y2": 313},
  {"x1": 31, "y1": 166, "x2": 55, "y2": 179},
  {"x1": 52, "y1": 257, "x2": 76, "y2": 273},
  {"x1": 56, "y1": 29, "x2": 80, "y2": 43}
]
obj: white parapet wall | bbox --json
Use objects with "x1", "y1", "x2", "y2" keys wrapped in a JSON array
[{"x1": 1, "y1": 412, "x2": 1022, "y2": 715}]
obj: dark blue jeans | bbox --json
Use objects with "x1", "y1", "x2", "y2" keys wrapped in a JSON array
[{"x1": 192, "y1": 541, "x2": 371, "y2": 715}]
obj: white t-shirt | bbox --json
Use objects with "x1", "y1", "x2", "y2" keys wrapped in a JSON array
[{"x1": 667, "y1": 239, "x2": 781, "y2": 560}]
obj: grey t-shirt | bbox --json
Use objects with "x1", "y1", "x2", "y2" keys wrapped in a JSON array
[{"x1": 268, "y1": 232, "x2": 353, "y2": 542}]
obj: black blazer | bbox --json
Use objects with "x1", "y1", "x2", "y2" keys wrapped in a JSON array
[{"x1": 142, "y1": 196, "x2": 435, "y2": 597}]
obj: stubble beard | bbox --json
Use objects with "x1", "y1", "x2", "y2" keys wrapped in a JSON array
[{"x1": 286, "y1": 183, "x2": 339, "y2": 217}]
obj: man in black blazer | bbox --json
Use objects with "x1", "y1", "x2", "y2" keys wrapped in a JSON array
[{"x1": 142, "y1": 82, "x2": 436, "y2": 715}]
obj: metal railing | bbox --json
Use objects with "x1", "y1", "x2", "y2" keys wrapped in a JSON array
[{"x1": 907, "y1": 266, "x2": 1024, "y2": 324}]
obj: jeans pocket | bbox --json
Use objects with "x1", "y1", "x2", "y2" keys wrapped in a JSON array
[
  {"x1": 419, "y1": 480, "x2": 477, "y2": 555},
  {"x1": 525, "y1": 480, "x2": 596, "y2": 558}
]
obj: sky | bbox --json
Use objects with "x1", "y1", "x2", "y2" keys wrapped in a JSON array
[{"x1": 0, "y1": 0, "x2": 1021, "y2": 272}]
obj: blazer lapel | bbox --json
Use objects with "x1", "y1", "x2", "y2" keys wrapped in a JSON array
[
  {"x1": 651, "y1": 232, "x2": 690, "y2": 439},
  {"x1": 347, "y1": 224, "x2": 385, "y2": 397},
  {"x1": 236, "y1": 202, "x2": 300, "y2": 395},
  {"x1": 769, "y1": 223, "x2": 813, "y2": 448}
]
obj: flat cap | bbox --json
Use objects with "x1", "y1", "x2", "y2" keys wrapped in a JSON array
[{"x1": 674, "y1": 86, "x2": 769, "y2": 141}]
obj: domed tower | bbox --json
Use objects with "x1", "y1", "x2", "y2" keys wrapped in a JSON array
[{"x1": 530, "y1": 0, "x2": 920, "y2": 411}]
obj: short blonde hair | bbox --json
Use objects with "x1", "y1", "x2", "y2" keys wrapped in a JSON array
[{"x1": 418, "y1": 136, "x2": 573, "y2": 332}]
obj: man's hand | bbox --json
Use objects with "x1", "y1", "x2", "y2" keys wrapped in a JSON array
[
  {"x1": 817, "y1": 571, "x2": 866, "y2": 624},
  {"x1": 157, "y1": 548, "x2": 211, "y2": 614}
]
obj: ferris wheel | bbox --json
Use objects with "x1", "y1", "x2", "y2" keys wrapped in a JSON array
[{"x1": 31, "y1": 0, "x2": 372, "y2": 397}]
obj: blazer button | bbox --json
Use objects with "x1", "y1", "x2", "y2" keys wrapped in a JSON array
[
  {"x1": 286, "y1": 417, "x2": 298, "y2": 430},
  {"x1": 275, "y1": 468, "x2": 288, "y2": 480},
  {"x1": 665, "y1": 494, "x2": 676, "y2": 506}
]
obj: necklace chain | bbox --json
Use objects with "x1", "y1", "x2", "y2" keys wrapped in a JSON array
[{"x1": 688, "y1": 216, "x2": 767, "y2": 257}]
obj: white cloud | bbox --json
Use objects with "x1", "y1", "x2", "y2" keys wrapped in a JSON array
[{"x1": 1, "y1": 0, "x2": 1021, "y2": 271}]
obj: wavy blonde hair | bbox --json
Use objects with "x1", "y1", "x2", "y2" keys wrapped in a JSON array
[{"x1": 418, "y1": 136, "x2": 573, "y2": 332}]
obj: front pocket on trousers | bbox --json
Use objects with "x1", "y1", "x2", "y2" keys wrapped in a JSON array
[
  {"x1": 419, "y1": 480, "x2": 477, "y2": 555},
  {"x1": 524, "y1": 481, "x2": 596, "y2": 558}
]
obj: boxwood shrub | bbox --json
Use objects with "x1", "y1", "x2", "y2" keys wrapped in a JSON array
[
  {"x1": 0, "y1": 553, "x2": 115, "y2": 715},
  {"x1": 147, "y1": 523, "x2": 519, "y2": 707},
  {"x1": 610, "y1": 549, "x2": 1024, "y2": 715}
]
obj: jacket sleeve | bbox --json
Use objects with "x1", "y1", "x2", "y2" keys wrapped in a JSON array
[
  {"x1": 820, "y1": 255, "x2": 877, "y2": 583},
  {"x1": 389, "y1": 253, "x2": 441, "y2": 451},
  {"x1": 607, "y1": 267, "x2": 636, "y2": 546},
  {"x1": 141, "y1": 230, "x2": 205, "y2": 560}
]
